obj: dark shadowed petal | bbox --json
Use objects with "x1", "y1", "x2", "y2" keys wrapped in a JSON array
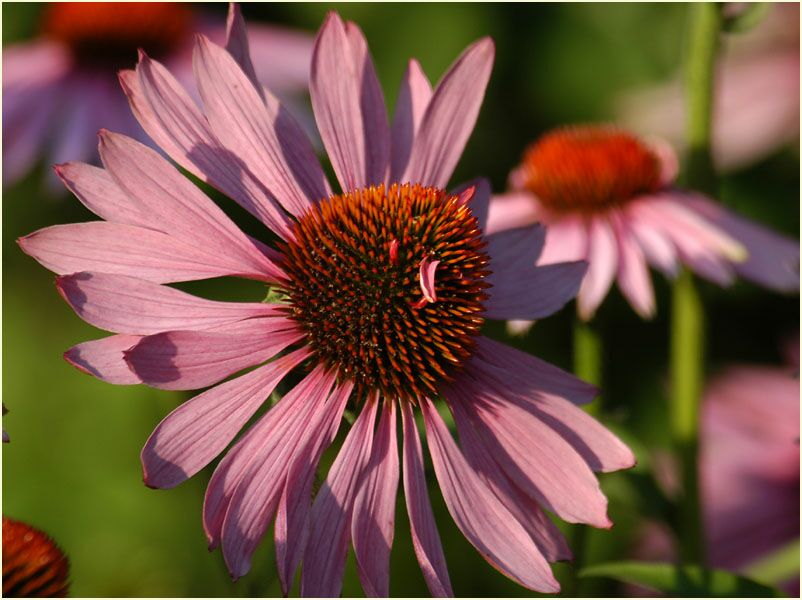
[
  {"x1": 352, "y1": 401, "x2": 399, "y2": 597},
  {"x1": 390, "y1": 59, "x2": 432, "y2": 182},
  {"x1": 404, "y1": 38, "x2": 494, "y2": 189},
  {"x1": 420, "y1": 397, "x2": 561, "y2": 593},
  {"x1": 301, "y1": 398, "x2": 378, "y2": 597},
  {"x1": 141, "y1": 347, "x2": 309, "y2": 490},
  {"x1": 310, "y1": 13, "x2": 390, "y2": 191},
  {"x1": 125, "y1": 318, "x2": 302, "y2": 390},
  {"x1": 56, "y1": 272, "x2": 279, "y2": 335},
  {"x1": 63, "y1": 334, "x2": 143, "y2": 385},
  {"x1": 400, "y1": 402, "x2": 453, "y2": 597}
]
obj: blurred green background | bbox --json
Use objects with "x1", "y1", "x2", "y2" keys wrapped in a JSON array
[{"x1": 3, "y1": 3, "x2": 799, "y2": 597}]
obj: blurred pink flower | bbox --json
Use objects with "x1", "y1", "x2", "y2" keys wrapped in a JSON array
[
  {"x1": 19, "y1": 9, "x2": 635, "y2": 596},
  {"x1": 488, "y1": 125, "x2": 799, "y2": 322},
  {"x1": 3, "y1": 2, "x2": 313, "y2": 187},
  {"x1": 618, "y1": 3, "x2": 800, "y2": 172}
]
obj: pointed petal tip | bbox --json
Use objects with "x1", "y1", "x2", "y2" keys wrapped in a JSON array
[{"x1": 62, "y1": 349, "x2": 92, "y2": 377}]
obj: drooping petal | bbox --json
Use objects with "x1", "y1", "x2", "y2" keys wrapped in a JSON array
[
  {"x1": 193, "y1": 35, "x2": 329, "y2": 216},
  {"x1": 18, "y1": 222, "x2": 273, "y2": 284},
  {"x1": 301, "y1": 399, "x2": 378, "y2": 597},
  {"x1": 404, "y1": 38, "x2": 495, "y2": 189},
  {"x1": 390, "y1": 59, "x2": 433, "y2": 181},
  {"x1": 124, "y1": 319, "x2": 302, "y2": 390},
  {"x1": 446, "y1": 388, "x2": 571, "y2": 562},
  {"x1": 141, "y1": 347, "x2": 309, "y2": 490},
  {"x1": 55, "y1": 272, "x2": 279, "y2": 335},
  {"x1": 537, "y1": 216, "x2": 589, "y2": 265},
  {"x1": 679, "y1": 194, "x2": 800, "y2": 292},
  {"x1": 98, "y1": 130, "x2": 284, "y2": 281},
  {"x1": 484, "y1": 192, "x2": 542, "y2": 235},
  {"x1": 352, "y1": 401, "x2": 399, "y2": 597},
  {"x1": 400, "y1": 402, "x2": 453, "y2": 598},
  {"x1": 203, "y1": 366, "x2": 334, "y2": 550},
  {"x1": 310, "y1": 13, "x2": 390, "y2": 191},
  {"x1": 63, "y1": 334, "x2": 143, "y2": 385},
  {"x1": 420, "y1": 397, "x2": 561, "y2": 593},
  {"x1": 274, "y1": 383, "x2": 353, "y2": 594},
  {"x1": 609, "y1": 211, "x2": 656, "y2": 319},
  {"x1": 122, "y1": 56, "x2": 293, "y2": 238},
  {"x1": 476, "y1": 337, "x2": 598, "y2": 406},
  {"x1": 577, "y1": 216, "x2": 618, "y2": 321}
]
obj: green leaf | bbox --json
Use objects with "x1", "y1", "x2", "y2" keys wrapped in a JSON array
[{"x1": 580, "y1": 561, "x2": 785, "y2": 597}]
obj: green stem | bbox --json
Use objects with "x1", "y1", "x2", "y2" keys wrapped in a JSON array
[
  {"x1": 671, "y1": 1, "x2": 721, "y2": 566},
  {"x1": 567, "y1": 318, "x2": 603, "y2": 596}
]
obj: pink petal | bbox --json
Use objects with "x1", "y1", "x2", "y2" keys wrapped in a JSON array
[
  {"x1": 193, "y1": 35, "x2": 329, "y2": 216},
  {"x1": 63, "y1": 334, "x2": 143, "y2": 385},
  {"x1": 274, "y1": 382, "x2": 353, "y2": 594},
  {"x1": 301, "y1": 399, "x2": 378, "y2": 597},
  {"x1": 124, "y1": 318, "x2": 302, "y2": 390},
  {"x1": 400, "y1": 402, "x2": 453, "y2": 598},
  {"x1": 446, "y1": 390, "x2": 571, "y2": 562},
  {"x1": 47, "y1": 74, "x2": 98, "y2": 169},
  {"x1": 625, "y1": 204, "x2": 679, "y2": 277},
  {"x1": 390, "y1": 59, "x2": 433, "y2": 181},
  {"x1": 609, "y1": 211, "x2": 656, "y2": 319},
  {"x1": 404, "y1": 38, "x2": 494, "y2": 189},
  {"x1": 141, "y1": 347, "x2": 308, "y2": 489},
  {"x1": 98, "y1": 130, "x2": 284, "y2": 282},
  {"x1": 577, "y1": 216, "x2": 618, "y2": 321},
  {"x1": 122, "y1": 56, "x2": 293, "y2": 239},
  {"x1": 485, "y1": 192, "x2": 542, "y2": 235},
  {"x1": 476, "y1": 337, "x2": 598, "y2": 406},
  {"x1": 244, "y1": 22, "x2": 314, "y2": 95},
  {"x1": 203, "y1": 366, "x2": 334, "y2": 550},
  {"x1": 485, "y1": 227, "x2": 586, "y2": 320},
  {"x1": 310, "y1": 13, "x2": 390, "y2": 191},
  {"x1": 468, "y1": 356, "x2": 635, "y2": 474},
  {"x1": 224, "y1": 3, "x2": 260, "y2": 94},
  {"x1": 18, "y1": 222, "x2": 273, "y2": 284},
  {"x1": 442, "y1": 371, "x2": 612, "y2": 528},
  {"x1": 352, "y1": 401, "x2": 399, "y2": 597},
  {"x1": 679, "y1": 194, "x2": 800, "y2": 292},
  {"x1": 420, "y1": 397, "x2": 561, "y2": 593},
  {"x1": 418, "y1": 257, "x2": 441, "y2": 303},
  {"x1": 55, "y1": 272, "x2": 279, "y2": 335},
  {"x1": 538, "y1": 216, "x2": 590, "y2": 265}
]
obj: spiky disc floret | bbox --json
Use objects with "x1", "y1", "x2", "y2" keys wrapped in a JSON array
[
  {"x1": 522, "y1": 125, "x2": 663, "y2": 213},
  {"x1": 279, "y1": 183, "x2": 490, "y2": 402},
  {"x1": 2, "y1": 517, "x2": 70, "y2": 598}
]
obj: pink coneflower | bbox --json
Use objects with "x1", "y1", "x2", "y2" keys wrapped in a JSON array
[
  {"x1": 3, "y1": 2, "x2": 313, "y2": 187},
  {"x1": 488, "y1": 125, "x2": 800, "y2": 321},
  {"x1": 19, "y1": 10, "x2": 636, "y2": 596},
  {"x1": 618, "y1": 3, "x2": 800, "y2": 173},
  {"x1": 3, "y1": 517, "x2": 70, "y2": 597}
]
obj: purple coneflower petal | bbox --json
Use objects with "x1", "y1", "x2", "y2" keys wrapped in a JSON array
[
  {"x1": 203, "y1": 366, "x2": 335, "y2": 550},
  {"x1": 224, "y1": 3, "x2": 261, "y2": 94},
  {"x1": 19, "y1": 222, "x2": 275, "y2": 284},
  {"x1": 122, "y1": 57, "x2": 293, "y2": 239},
  {"x1": 404, "y1": 37, "x2": 494, "y2": 189},
  {"x1": 626, "y1": 207, "x2": 679, "y2": 277},
  {"x1": 64, "y1": 334, "x2": 143, "y2": 385},
  {"x1": 193, "y1": 35, "x2": 328, "y2": 216},
  {"x1": 352, "y1": 401, "x2": 399, "y2": 597},
  {"x1": 301, "y1": 398, "x2": 378, "y2": 597},
  {"x1": 125, "y1": 319, "x2": 302, "y2": 390},
  {"x1": 141, "y1": 347, "x2": 309, "y2": 490},
  {"x1": 420, "y1": 397, "x2": 561, "y2": 593},
  {"x1": 484, "y1": 192, "x2": 542, "y2": 235},
  {"x1": 577, "y1": 217, "x2": 618, "y2": 321},
  {"x1": 98, "y1": 131, "x2": 284, "y2": 281},
  {"x1": 47, "y1": 76, "x2": 97, "y2": 170},
  {"x1": 310, "y1": 13, "x2": 390, "y2": 191},
  {"x1": 274, "y1": 382, "x2": 353, "y2": 594},
  {"x1": 390, "y1": 59, "x2": 433, "y2": 181},
  {"x1": 446, "y1": 390, "x2": 571, "y2": 562},
  {"x1": 446, "y1": 371, "x2": 612, "y2": 528},
  {"x1": 678, "y1": 194, "x2": 800, "y2": 292},
  {"x1": 400, "y1": 402, "x2": 453, "y2": 598},
  {"x1": 538, "y1": 216, "x2": 589, "y2": 265},
  {"x1": 610, "y1": 211, "x2": 656, "y2": 319},
  {"x1": 55, "y1": 272, "x2": 279, "y2": 335}
]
